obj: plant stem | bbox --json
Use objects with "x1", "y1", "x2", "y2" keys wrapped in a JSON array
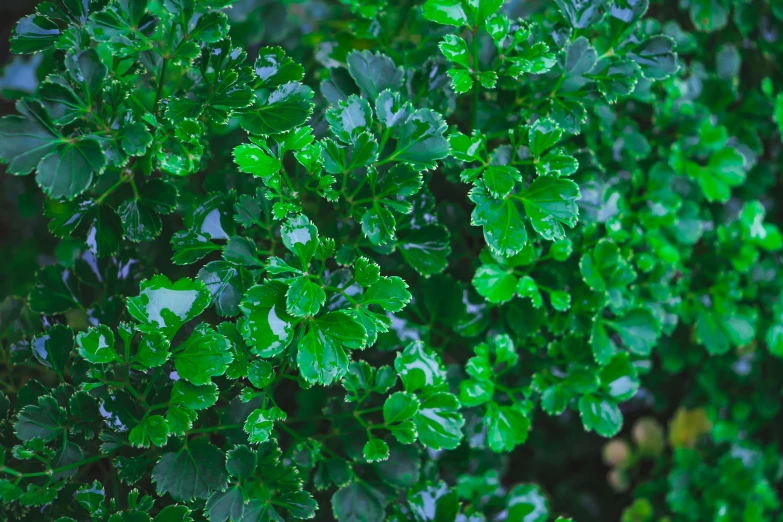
[
  {"x1": 1, "y1": 453, "x2": 109, "y2": 479},
  {"x1": 188, "y1": 424, "x2": 243, "y2": 435},
  {"x1": 96, "y1": 175, "x2": 128, "y2": 204},
  {"x1": 154, "y1": 25, "x2": 177, "y2": 112},
  {"x1": 130, "y1": 178, "x2": 141, "y2": 199},
  {"x1": 284, "y1": 405, "x2": 384, "y2": 424},
  {"x1": 153, "y1": 58, "x2": 169, "y2": 112},
  {"x1": 471, "y1": 26, "x2": 481, "y2": 131}
]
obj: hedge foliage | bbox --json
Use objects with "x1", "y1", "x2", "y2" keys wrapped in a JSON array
[{"x1": 0, "y1": 0, "x2": 782, "y2": 520}]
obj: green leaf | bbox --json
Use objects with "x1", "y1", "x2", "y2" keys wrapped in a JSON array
[
  {"x1": 152, "y1": 439, "x2": 228, "y2": 502},
  {"x1": 154, "y1": 505, "x2": 193, "y2": 522},
  {"x1": 414, "y1": 392, "x2": 465, "y2": 450},
  {"x1": 253, "y1": 47, "x2": 305, "y2": 88},
  {"x1": 282, "y1": 214, "x2": 319, "y2": 265},
  {"x1": 361, "y1": 204, "x2": 396, "y2": 245},
  {"x1": 473, "y1": 0, "x2": 505, "y2": 22},
  {"x1": 605, "y1": 308, "x2": 661, "y2": 356},
  {"x1": 555, "y1": 0, "x2": 605, "y2": 28},
  {"x1": 373, "y1": 441, "x2": 420, "y2": 489},
  {"x1": 120, "y1": 122, "x2": 153, "y2": 156},
  {"x1": 46, "y1": 199, "x2": 122, "y2": 258},
  {"x1": 447, "y1": 68, "x2": 474, "y2": 94},
  {"x1": 244, "y1": 406, "x2": 286, "y2": 444},
  {"x1": 129, "y1": 415, "x2": 169, "y2": 448},
  {"x1": 579, "y1": 239, "x2": 637, "y2": 308},
  {"x1": 363, "y1": 276, "x2": 411, "y2": 312},
  {"x1": 286, "y1": 277, "x2": 327, "y2": 317},
  {"x1": 549, "y1": 290, "x2": 571, "y2": 312},
  {"x1": 363, "y1": 438, "x2": 390, "y2": 463},
  {"x1": 521, "y1": 177, "x2": 581, "y2": 241},
  {"x1": 551, "y1": 98, "x2": 587, "y2": 135},
  {"x1": 536, "y1": 151, "x2": 578, "y2": 178},
  {"x1": 346, "y1": 51, "x2": 403, "y2": 102},
  {"x1": 276, "y1": 491, "x2": 317, "y2": 519},
  {"x1": 326, "y1": 95, "x2": 373, "y2": 143},
  {"x1": 383, "y1": 392, "x2": 420, "y2": 424},
  {"x1": 483, "y1": 165, "x2": 520, "y2": 198},
  {"x1": 695, "y1": 306, "x2": 755, "y2": 355},
  {"x1": 140, "y1": 179, "x2": 177, "y2": 215},
  {"x1": 234, "y1": 144, "x2": 282, "y2": 178},
  {"x1": 767, "y1": 324, "x2": 783, "y2": 358},
  {"x1": 14, "y1": 396, "x2": 64, "y2": 442},
  {"x1": 422, "y1": 0, "x2": 469, "y2": 26},
  {"x1": 32, "y1": 324, "x2": 73, "y2": 380},
  {"x1": 298, "y1": 311, "x2": 367, "y2": 385},
  {"x1": 75, "y1": 481, "x2": 107, "y2": 519},
  {"x1": 134, "y1": 331, "x2": 170, "y2": 369},
  {"x1": 198, "y1": 261, "x2": 254, "y2": 317},
  {"x1": 166, "y1": 407, "x2": 197, "y2": 437},
  {"x1": 397, "y1": 225, "x2": 451, "y2": 276},
  {"x1": 628, "y1": 35, "x2": 679, "y2": 80},
  {"x1": 76, "y1": 325, "x2": 117, "y2": 364},
  {"x1": 541, "y1": 385, "x2": 569, "y2": 416},
  {"x1": 578, "y1": 395, "x2": 622, "y2": 437},
  {"x1": 507, "y1": 484, "x2": 549, "y2": 522},
  {"x1": 587, "y1": 58, "x2": 640, "y2": 103},
  {"x1": 609, "y1": 0, "x2": 649, "y2": 22},
  {"x1": 0, "y1": 100, "x2": 60, "y2": 175},
  {"x1": 775, "y1": 94, "x2": 783, "y2": 140},
  {"x1": 687, "y1": 0, "x2": 729, "y2": 32},
  {"x1": 127, "y1": 275, "x2": 211, "y2": 340},
  {"x1": 52, "y1": 440, "x2": 84, "y2": 480},
  {"x1": 600, "y1": 354, "x2": 640, "y2": 402},
  {"x1": 478, "y1": 71, "x2": 497, "y2": 89},
  {"x1": 207, "y1": 488, "x2": 245, "y2": 522},
  {"x1": 226, "y1": 445, "x2": 256, "y2": 480},
  {"x1": 90, "y1": 0, "x2": 159, "y2": 57},
  {"x1": 391, "y1": 109, "x2": 450, "y2": 170},
  {"x1": 408, "y1": 483, "x2": 460, "y2": 521},
  {"x1": 473, "y1": 264, "x2": 517, "y2": 303},
  {"x1": 440, "y1": 34, "x2": 470, "y2": 67},
  {"x1": 240, "y1": 282, "x2": 296, "y2": 357},
  {"x1": 65, "y1": 48, "x2": 106, "y2": 102},
  {"x1": 528, "y1": 119, "x2": 562, "y2": 157},
  {"x1": 469, "y1": 185, "x2": 528, "y2": 257},
  {"x1": 29, "y1": 265, "x2": 80, "y2": 314},
  {"x1": 485, "y1": 402, "x2": 530, "y2": 452},
  {"x1": 240, "y1": 83, "x2": 314, "y2": 135},
  {"x1": 118, "y1": 198, "x2": 161, "y2": 242},
  {"x1": 223, "y1": 236, "x2": 264, "y2": 268},
  {"x1": 155, "y1": 119, "x2": 204, "y2": 176},
  {"x1": 394, "y1": 341, "x2": 447, "y2": 393},
  {"x1": 332, "y1": 481, "x2": 386, "y2": 522},
  {"x1": 172, "y1": 325, "x2": 233, "y2": 385},
  {"x1": 687, "y1": 147, "x2": 747, "y2": 203},
  {"x1": 37, "y1": 138, "x2": 106, "y2": 200},
  {"x1": 492, "y1": 333, "x2": 519, "y2": 367},
  {"x1": 248, "y1": 360, "x2": 275, "y2": 389},
  {"x1": 516, "y1": 276, "x2": 543, "y2": 308},
  {"x1": 10, "y1": 15, "x2": 63, "y2": 54},
  {"x1": 170, "y1": 381, "x2": 219, "y2": 411},
  {"x1": 353, "y1": 257, "x2": 381, "y2": 287},
  {"x1": 508, "y1": 42, "x2": 557, "y2": 77},
  {"x1": 375, "y1": 90, "x2": 412, "y2": 129},
  {"x1": 590, "y1": 318, "x2": 614, "y2": 365},
  {"x1": 459, "y1": 379, "x2": 494, "y2": 407}
]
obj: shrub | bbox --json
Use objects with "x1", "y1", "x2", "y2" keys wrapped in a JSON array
[{"x1": 0, "y1": 0, "x2": 781, "y2": 520}]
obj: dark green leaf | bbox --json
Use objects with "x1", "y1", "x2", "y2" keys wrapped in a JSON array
[{"x1": 152, "y1": 439, "x2": 228, "y2": 502}]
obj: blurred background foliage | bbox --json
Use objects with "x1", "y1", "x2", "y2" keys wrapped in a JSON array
[{"x1": 2, "y1": 0, "x2": 783, "y2": 520}]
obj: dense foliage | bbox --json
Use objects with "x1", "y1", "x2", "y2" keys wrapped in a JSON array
[{"x1": 1, "y1": 0, "x2": 782, "y2": 520}]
